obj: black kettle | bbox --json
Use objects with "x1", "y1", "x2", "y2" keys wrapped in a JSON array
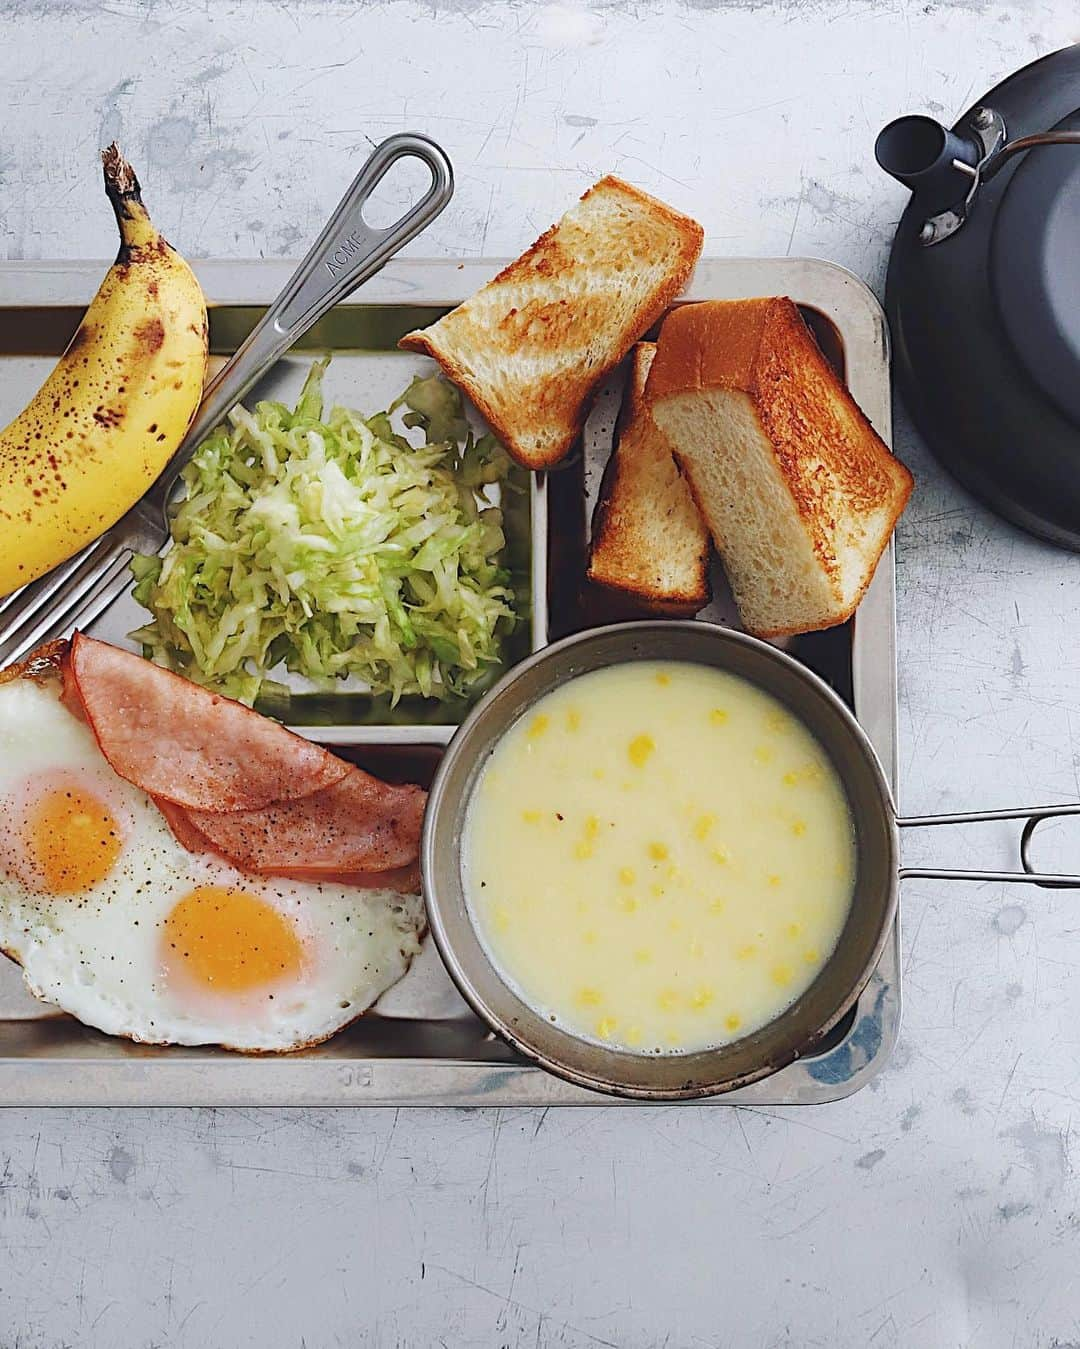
[{"x1": 876, "y1": 45, "x2": 1080, "y2": 549}]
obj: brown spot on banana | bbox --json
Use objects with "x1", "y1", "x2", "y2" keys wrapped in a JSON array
[
  {"x1": 66, "y1": 324, "x2": 93, "y2": 355},
  {"x1": 134, "y1": 317, "x2": 165, "y2": 354}
]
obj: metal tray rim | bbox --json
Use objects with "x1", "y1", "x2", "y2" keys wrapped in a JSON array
[{"x1": 0, "y1": 255, "x2": 900, "y2": 1107}]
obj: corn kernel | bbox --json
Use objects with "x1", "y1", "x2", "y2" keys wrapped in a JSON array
[
  {"x1": 783, "y1": 771, "x2": 799, "y2": 787},
  {"x1": 526, "y1": 714, "x2": 550, "y2": 740},
  {"x1": 625, "y1": 1024, "x2": 643, "y2": 1047},
  {"x1": 736, "y1": 944, "x2": 759, "y2": 961},
  {"x1": 786, "y1": 923, "x2": 802, "y2": 939},
  {"x1": 649, "y1": 883, "x2": 665, "y2": 899},
  {"x1": 710, "y1": 847, "x2": 729, "y2": 866},
  {"x1": 633, "y1": 948, "x2": 652, "y2": 965},
  {"x1": 592, "y1": 768, "x2": 605, "y2": 782},
  {"x1": 655, "y1": 671, "x2": 672, "y2": 687},
  {"x1": 573, "y1": 841, "x2": 594, "y2": 860},
  {"x1": 582, "y1": 929, "x2": 598, "y2": 946},
  {"x1": 792, "y1": 819, "x2": 807, "y2": 837},
  {"x1": 709, "y1": 898, "x2": 726, "y2": 916},
  {"x1": 710, "y1": 708, "x2": 728, "y2": 726},
  {"x1": 754, "y1": 745, "x2": 774, "y2": 765},
  {"x1": 689, "y1": 938, "x2": 704, "y2": 958},
  {"x1": 628, "y1": 734, "x2": 656, "y2": 768},
  {"x1": 724, "y1": 1012, "x2": 742, "y2": 1033},
  {"x1": 566, "y1": 708, "x2": 582, "y2": 732},
  {"x1": 766, "y1": 710, "x2": 789, "y2": 733},
  {"x1": 691, "y1": 987, "x2": 714, "y2": 1010},
  {"x1": 522, "y1": 809, "x2": 541, "y2": 824},
  {"x1": 692, "y1": 814, "x2": 716, "y2": 842},
  {"x1": 803, "y1": 947, "x2": 820, "y2": 964},
  {"x1": 767, "y1": 874, "x2": 782, "y2": 888},
  {"x1": 584, "y1": 815, "x2": 600, "y2": 840},
  {"x1": 648, "y1": 841, "x2": 669, "y2": 861},
  {"x1": 493, "y1": 905, "x2": 510, "y2": 933},
  {"x1": 657, "y1": 988, "x2": 678, "y2": 1012},
  {"x1": 620, "y1": 895, "x2": 638, "y2": 914},
  {"x1": 668, "y1": 917, "x2": 683, "y2": 933},
  {"x1": 596, "y1": 1017, "x2": 617, "y2": 1040},
  {"x1": 771, "y1": 963, "x2": 793, "y2": 987},
  {"x1": 575, "y1": 987, "x2": 602, "y2": 1007},
  {"x1": 618, "y1": 866, "x2": 636, "y2": 886}
]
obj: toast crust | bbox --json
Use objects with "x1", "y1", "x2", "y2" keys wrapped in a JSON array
[
  {"x1": 647, "y1": 298, "x2": 912, "y2": 637},
  {"x1": 400, "y1": 176, "x2": 704, "y2": 469},
  {"x1": 588, "y1": 343, "x2": 710, "y2": 613},
  {"x1": 671, "y1": 435, "x2": 897, "y2": 639}
]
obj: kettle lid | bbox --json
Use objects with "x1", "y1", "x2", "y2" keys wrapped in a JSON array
[{"x1": 991, "y1": 108, "x2": 1080, "y2": 427}]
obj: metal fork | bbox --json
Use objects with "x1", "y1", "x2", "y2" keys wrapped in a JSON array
[{"x1": 0, "y1": 133, "x2": 454, "y2": 667}]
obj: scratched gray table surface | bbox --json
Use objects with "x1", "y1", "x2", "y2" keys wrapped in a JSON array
[{"x1": 3, "y1": 2, "x2": 1080, "y2": 1346}]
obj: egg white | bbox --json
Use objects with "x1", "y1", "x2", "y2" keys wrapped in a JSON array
[{"x1": 0, "y1": 677, "x2": 424, "y2": 1052}]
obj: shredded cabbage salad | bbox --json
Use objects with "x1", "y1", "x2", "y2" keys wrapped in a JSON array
[{"x1": 130, "y1": 362, "x2": 517, "y2": 705}]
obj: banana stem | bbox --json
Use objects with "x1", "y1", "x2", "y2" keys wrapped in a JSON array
[
  {"x1": 102, "y1": 143, "x2": 140, "y2": 198},
  {"x1": 101, "y1": 142, "x2": 157, "y2": 253}
]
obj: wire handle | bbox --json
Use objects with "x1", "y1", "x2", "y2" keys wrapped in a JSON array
[
  {"x1": 898, "y1": 804, "x2": 1080, "y2": 887},
  {"x1": 983, "y1": 129, "x2": 1080, "y2": 181},
  {"x1": 144, "y1": 132, "x2": 454, "y2": 515}
]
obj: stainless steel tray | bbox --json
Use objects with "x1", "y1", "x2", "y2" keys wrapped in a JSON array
[
  {"x1": 13, "y1": 266, "x2": 550, "y2": 746},
  {"x1": 0, "y1": 256, "x2": 899, "y2": 1105}
]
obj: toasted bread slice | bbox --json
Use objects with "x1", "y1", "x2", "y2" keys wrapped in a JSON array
[
  {"x1": 647, "y1": 298, "x2": 912, "y2": 637},
  {"x1": 587, "y1": 343, "x2": 710, "y2": 613},
  {"x1": 399, "y1": 176, "x2": 703, "y2": 469}
]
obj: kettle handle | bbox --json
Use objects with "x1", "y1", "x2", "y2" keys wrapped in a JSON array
[{"x1": 983, "y1": 128, "x2": 1080, "y2": 180}]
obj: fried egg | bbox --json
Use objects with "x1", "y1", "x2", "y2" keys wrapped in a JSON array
[{"x1": 0, "y1": 676, "x2": 423, "y2": 1052}]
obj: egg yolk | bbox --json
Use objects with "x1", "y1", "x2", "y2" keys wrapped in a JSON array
[
  {"x1": 163, "y1": 886, "x2": 305, "y2": 994},
  {"x1": 19, "y1": 784, "x2": 122, "y2": 894}
]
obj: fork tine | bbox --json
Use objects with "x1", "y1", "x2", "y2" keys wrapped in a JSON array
[
  {"x1": 26, "y1": 554, "x2": 136, "y2": 655},
  {"x1": 0, "y1": 536, "x2": 132, "y2": 668},
  {"x1": 0, "y1": 539, "x2": 99, "y2": 623}
]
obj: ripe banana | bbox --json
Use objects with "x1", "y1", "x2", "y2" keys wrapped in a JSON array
[{"x1": 0, "y1": 143, "x2": 207, "y2": 598}]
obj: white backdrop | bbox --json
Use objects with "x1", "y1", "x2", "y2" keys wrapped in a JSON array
[{"x1": 3, "y1": 2, "x2": 1080, "y2": 1345}]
